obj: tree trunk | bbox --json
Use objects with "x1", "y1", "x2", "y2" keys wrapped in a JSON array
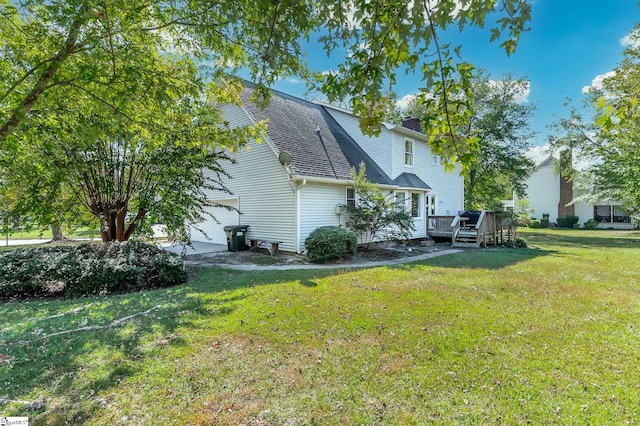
[
  {"x1": 0, "y1": 6, "x2": 89, "y2": 144},
  {"x1": 51, "y1": 223, "x2": 64, "y2": 241}
]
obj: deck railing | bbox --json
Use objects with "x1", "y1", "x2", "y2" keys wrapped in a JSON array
[{"x1": 427, "y1": 215, "x2": 456, "y2": 238}]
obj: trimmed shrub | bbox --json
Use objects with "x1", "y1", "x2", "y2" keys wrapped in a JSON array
[
  {"x1": 0, "y1": 241, "x2": 187, "y2": 300},
  {"x1": 514, "y1": 237, "x2": 528, "y2": 248},
  {"x1": 505, "y1": 237, "x2": 528, "y2": 248},
  {"x1": 528, "y1": 219, "x2": 540, "y2": 228},
  {"x1": 540, "y1": 218, "x2": 550, "y2": 228},
  {"x1": 583, "y1": 219, "x2": 599, "y2": 230},
  {"x1": 305, "y1": 226, "x2": 357, "y2": 264},
  {"x1": 556, "y1": 215, "x2": 579, "y2": 228}
]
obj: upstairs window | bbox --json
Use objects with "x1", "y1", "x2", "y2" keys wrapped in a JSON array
[{"x1": 404, "y1": 139, "x2": 414, "y2": 167}]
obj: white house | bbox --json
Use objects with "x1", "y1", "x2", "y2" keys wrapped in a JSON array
[
  {"x1": 190, "y1": 83, "x2": 464, "y2": 253},
  {"x1": 519, "y1": 155, "x2": 633, "y2": 229}
]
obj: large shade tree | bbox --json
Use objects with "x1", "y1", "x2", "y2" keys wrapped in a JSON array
[
  {"x1": 549, "y1": 25, "x2": 640, "y2": 216},
  {"x1": 402, "y1": 72, "x2": 536, "y2": 209},
  {"x1": 0, "y1": 0, "x2": 532, "y2": 242}
]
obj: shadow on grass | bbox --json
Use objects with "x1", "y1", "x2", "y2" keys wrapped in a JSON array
[
  {"x1": 394, "y1": 246, "x2": 557, "y2": 270},
  {"x1": 523, "y1": 230, "x2": 640, "y2": 250},
  {"x1": 0, "y1": 267, "x2": 340, "y2": 422}
]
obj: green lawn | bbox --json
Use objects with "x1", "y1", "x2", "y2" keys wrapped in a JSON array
[
  {"x1": 1, "y1": 228, "x2": 639, "y2": 424},
  {"x1": 0, "y1": 226, "x2": 99, "y2": 241}
]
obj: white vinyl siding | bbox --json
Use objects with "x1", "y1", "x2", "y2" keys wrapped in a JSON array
[
  {"x1": 323, "y1": 108, "x2": 393, "y2": 174},
  {"x1": 325, "y1": 106, "x2": 463, "y2": 217},
  {"x1": 299, "y1": 182, "x2": 347, "y2": 252},
  {"x1": 196, "y1": 103, "x2": 297, "y2": 252},
  {"x1": 522, "y1": 161, "x2": 560, "y2": 223},
  {"x1": 190, "y1": 199, "x2": 239, "y2": 245},
  {"x1": 392, "y1": 132, "x2": 463, "y2": 216},
  {"x1": 404, "y1": 139, "x2": 414, "y2": 167}
]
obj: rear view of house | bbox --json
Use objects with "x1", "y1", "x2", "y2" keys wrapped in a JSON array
[{"x1": 190, "y1": 83, "x2": 464, "y2": 253}]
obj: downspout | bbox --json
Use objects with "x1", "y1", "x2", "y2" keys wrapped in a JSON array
[{"x1": 295, "y1": 178, "x2": 307, "y2": 253}]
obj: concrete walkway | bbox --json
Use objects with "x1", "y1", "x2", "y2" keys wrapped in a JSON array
[
  {"x1": 185, "y1": 249, "x2": 463, "y2": 271},
  {"x1": 161, "y1": 241, "x2": 228, "y2": 256},
  {"x1": 1, "y1": 238, "x2": 52, "y2": 247}
]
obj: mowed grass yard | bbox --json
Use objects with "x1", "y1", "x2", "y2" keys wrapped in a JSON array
[{"x1": 1, "y1": 228, "x2": 639, "y2": 424}]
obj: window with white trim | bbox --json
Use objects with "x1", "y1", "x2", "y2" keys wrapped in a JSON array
[
  {"x1": 346, "y1": 187, "x2": 356, "y2": 207},
  {"x1": 594, "y1": 205, "x2": 631, "y2": 223},
  {"x1": 411, "y1": 192, "x2": 420, "y2": 218},
  {"x1": 395, "y1": 191, "x2": 406, "y2": 212},
  {"x1": 404, "y1": 139, "x2": 414, "y2": 167}
]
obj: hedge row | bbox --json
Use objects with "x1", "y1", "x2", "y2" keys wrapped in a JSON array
[{"x1": 0, "y1": 241, "x2": 186, "y2": 300}]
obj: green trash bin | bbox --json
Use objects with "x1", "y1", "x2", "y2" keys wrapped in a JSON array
[{"x1": 223, "y1": 225, "x2": 249, "y2": 252}]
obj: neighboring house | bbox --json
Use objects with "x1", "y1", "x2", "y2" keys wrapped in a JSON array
[
  {"x1": 190, "y1": 83, "x2": 464, "y2": 253},
  {"x1": 517, "y1": 155, "x2": 633, "y2": 229}
]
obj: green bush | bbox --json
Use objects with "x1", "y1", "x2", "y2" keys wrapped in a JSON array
[
  {"x1": 505, "y1": 237, "x2": 528, "y2": 248},
  {"x1": 540, "y1": 218, "x2": 550, "y2": 228},
  {"x1": 514, "y1": 238, "x2": 528, "y2": 248},
  {"x1": 528, "y1": 219, "x2": 540, "y2": 228},
  {"x1": 305, "y1": 226, "x2": 357, "y2": 264},
  {"x1": 583, "y1": 219, "x2": 599, "y2": 230},
  {"x1": 346, "y1": 164, "x2": 415, "y2": 249},
  {"x1": 556, "y1": 215, "x2": 579, "y2": 228},
  {"x1": 0, "y1": 241, "x2": 187, "y2": 300}
]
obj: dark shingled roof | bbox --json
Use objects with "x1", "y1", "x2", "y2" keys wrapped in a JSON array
[
  {"x1": 240, "y1": 83, "x2": 396, "y2": 186},
  {"x1": 393, "y1": 172, "x2": 431, "y2": 190}
]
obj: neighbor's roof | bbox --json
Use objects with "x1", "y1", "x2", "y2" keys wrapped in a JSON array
[{"x1": 240, "y1": 82, "x2": 396, "y2": 186}]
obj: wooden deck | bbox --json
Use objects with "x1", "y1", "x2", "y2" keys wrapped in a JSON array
[
  {"x1": 428, "y1": 212, "x2": 514, "y2": 248},
  {"x1": 427, "y1": 216, "x2": 456, "y2": 238}
]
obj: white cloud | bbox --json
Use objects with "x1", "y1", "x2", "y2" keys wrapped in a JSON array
[
  {"x1": 396, "y1": 93, "x2": 417, "y2": 109},
  {"x1": 286, "y1": 78, "x2": 302, "y2": 84},
  {"x1": 620, "y1": 29, "x2": 640, "y2": 48},
  {"x1": 581, "y1": 71, "x2": 616, "y2": 94},
  {"x1": 526, "y1": 144, "x2": 594, "y2": 171},
  {"x1": 526, "y1": 144, "x2": 551, "y2": 166}
]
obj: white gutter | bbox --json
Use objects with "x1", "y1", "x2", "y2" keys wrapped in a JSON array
[{"x1": 291, "y1": 175, "x2": 399, "y2": 190}]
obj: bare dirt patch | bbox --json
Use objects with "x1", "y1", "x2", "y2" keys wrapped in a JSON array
[{"x1": 185, "y1": 241, "x2": 448, "y2": 268}]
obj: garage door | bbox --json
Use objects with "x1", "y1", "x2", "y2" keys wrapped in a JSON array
[{"x1": 190, "y1": 199, "x2": 239, "y2": 244}]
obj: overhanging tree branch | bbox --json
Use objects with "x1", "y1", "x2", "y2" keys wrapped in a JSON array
[{"x1": 0, "y1": 4, "x2": 90, "y2": 144}]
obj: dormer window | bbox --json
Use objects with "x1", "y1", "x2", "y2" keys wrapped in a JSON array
[{"x1": 404, "y1": 139, "x2": 414, "y2": 167}]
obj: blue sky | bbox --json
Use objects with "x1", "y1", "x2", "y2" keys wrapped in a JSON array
[{"x1": 270, "y1": 1, "x2": 639, "y2": 162}]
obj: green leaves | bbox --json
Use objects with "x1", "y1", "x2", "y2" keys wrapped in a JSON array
[
  {"x1": 403, "y1": 70, "x2": 536, "y2": 208},
  {"x1": 564, "y1": 25, "x2": 640, "y2": 216},
  {"x1": 1, "y1": 0, "x2": 532, "y2": 241}
]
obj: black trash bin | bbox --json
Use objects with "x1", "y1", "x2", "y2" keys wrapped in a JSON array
[{"x1": 223, "y1": 225, "x2": 249, "y2": 252}]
